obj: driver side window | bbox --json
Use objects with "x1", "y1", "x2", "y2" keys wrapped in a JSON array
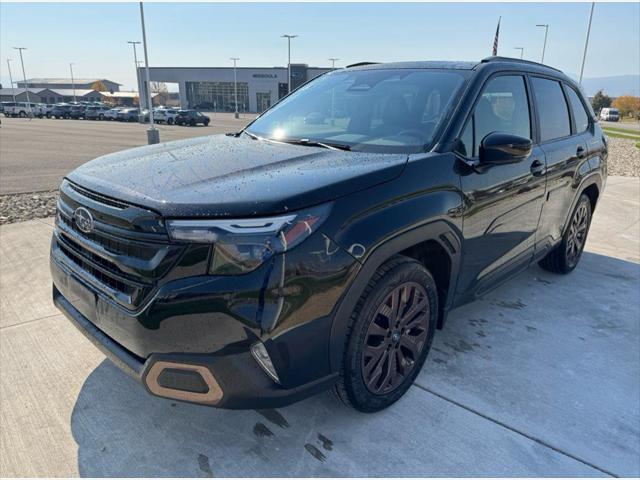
[{"x1": 459, "y1": 75, "x2": 531, "y2": 157}]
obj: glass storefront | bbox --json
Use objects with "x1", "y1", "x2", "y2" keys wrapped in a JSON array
[{"x1": 185, "y1": 81, "x2": 249, "y2": 112}]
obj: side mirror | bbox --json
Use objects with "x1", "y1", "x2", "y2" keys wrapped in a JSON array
[{"x1": 479, "y1": 132, "x2": 532, "y2": 164}]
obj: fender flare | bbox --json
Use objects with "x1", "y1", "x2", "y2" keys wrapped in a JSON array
[
  {"x1": 327, "y1": 219, "x2": 462, "y2": 373},
  {"x1": 561, "y1": 170, "x2": 604, "y2": 237}
]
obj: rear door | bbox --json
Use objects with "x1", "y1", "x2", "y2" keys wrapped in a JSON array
[
  {"x1": 456, "y1": 74, "x2": 547, "y2": 298},
  {"x1": 529, "y1": 76, "x2": 588, "y2": 254}
]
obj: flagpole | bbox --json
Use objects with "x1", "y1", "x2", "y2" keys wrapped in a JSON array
[{"x1": 492, "y1": 16, "x2": 501, "y2": 56}]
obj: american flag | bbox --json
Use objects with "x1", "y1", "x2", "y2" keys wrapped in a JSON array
[{"x1": 492, "y1": 17, "x2": 501, "y2": 56}]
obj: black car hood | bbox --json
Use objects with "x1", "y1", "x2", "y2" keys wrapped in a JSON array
[{"x1": 67, "y1": 134, "x2": 408, "y2": 217}]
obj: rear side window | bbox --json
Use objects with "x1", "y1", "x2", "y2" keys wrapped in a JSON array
[
  {"x1": 531, "y1": 77, "x2": 571, "y2": 141},
  {"x1": 565, "y1": 87, "x2": 590, "y2": 133},
  {"x1": 458, "y1": 75, "x2": 531, "y2": 157}
]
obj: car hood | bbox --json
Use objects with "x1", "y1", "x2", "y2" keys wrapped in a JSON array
[{"x1": 67, "y1": 134, "x2": 408, "y2": 217}]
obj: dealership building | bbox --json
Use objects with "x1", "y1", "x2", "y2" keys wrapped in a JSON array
[{"x1": 137, "y1": 64, "x2": 331, "y2": 112}]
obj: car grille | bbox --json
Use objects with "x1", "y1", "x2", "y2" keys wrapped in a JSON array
[{"x1": 53, "y1": 180, "x2": 184, "y2": 309}]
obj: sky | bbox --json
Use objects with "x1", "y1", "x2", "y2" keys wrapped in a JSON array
[{"x1": 1, "y1": 2, "x2": 638, "y2": 92}]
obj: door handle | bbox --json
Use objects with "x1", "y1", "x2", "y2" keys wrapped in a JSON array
[
  {"x1": 530, "y1": 159, "x2": 545, "y2": 176},
  {"x1": 576, "y1": 145, "x2": 586, "y2": 159}
]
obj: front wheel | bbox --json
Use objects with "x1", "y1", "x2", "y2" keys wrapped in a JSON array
[
  {"x1": 539, "y1": 193, "x2": 592, "y2": 274},
  {"x1": 335, "y1": 256, "x2": 437, "y2": 412}
]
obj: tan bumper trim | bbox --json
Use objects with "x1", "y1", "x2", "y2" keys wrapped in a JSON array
[{"x1": 145, "y1": 361, "x2": 223, "y2": 405}]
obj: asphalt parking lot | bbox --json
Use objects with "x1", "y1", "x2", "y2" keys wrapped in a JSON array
[
  {"x1": 0, "y1": 113, "x2": 255, "y2": 195},
  {"x1": 0, "y1": 176, "x2": 638, "y2": 477}
]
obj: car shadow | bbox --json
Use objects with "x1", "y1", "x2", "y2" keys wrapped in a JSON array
[{"x1": 70, "y1": 251, "x2": 639, "y2": 477}]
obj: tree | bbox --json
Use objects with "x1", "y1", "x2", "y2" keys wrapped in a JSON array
[
  {"x1": 591, "y1": 90, "x2": 612, "y2": 113},
  {"x1": 150, "y1": 82, "x2": 169, "y2": 105},
  {"x1": 91, "y1": 80, "x2": 107, "y2": 92},
  {"x1": 612, "y1": 95, "x2": 640, "y2": 119}
]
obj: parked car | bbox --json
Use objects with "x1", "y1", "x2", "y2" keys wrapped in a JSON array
[
  {"x1": 1, "y1": 101, "x2": 16, "y2": 116},
  {"x1": 175, "y1": 109, "x2": 210, "y2": 126},
  {"x1": 50, "y1": 57, "x2": 606, "y2": 412},
  {"x1": 51, "y1": 104, "x2": 73, "y2": 119},
  {"x1": 116, "y1": 108, "x2": 140, "y2": 122},
  {"x1": 4, "y1": 102, "x2": 44, "y2": 118},
  {"x1": 69, "y1": 104, "x2": 88, "y2": 119},
  {"x1": 43, "y1": 104, "x2": 56, "y2": 118},
  {"x1": 102, "y1": 107, "x2": 123, "y2": 121},
  {"x1": 85, "y1": 105, "x2": 111, "y2": 120},
  {"x1": 600, "y1": 107, "x2": 620, "y2": 122},
  {"x1": 154, "y1": 108, "x2": 179, "y2": 124}
]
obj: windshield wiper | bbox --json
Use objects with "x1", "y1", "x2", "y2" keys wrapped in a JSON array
[
  {"x1": 242, "y1": 130, "x2": 260, "y2": 140},
  {"x1": 283, "y1": 138, "x2": 351, "y2": 151}
]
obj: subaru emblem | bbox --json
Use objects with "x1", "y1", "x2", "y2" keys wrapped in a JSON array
[{"x1": 74, "y1": 207, "x2": 94, "y2": 234}]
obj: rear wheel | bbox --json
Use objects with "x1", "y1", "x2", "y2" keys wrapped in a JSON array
[
  {"x1": 539, "y1": 193, "x2": 592, "y2": 274},
  {"x1": 19, "y1": 111, "x2": 26, "y2": 118},
  {"x1": 167, "y1": 118, "x2": 174, "y2": 125},
  {"x1": 335, "y1": 256, "x2": 437, "y2": 412}
]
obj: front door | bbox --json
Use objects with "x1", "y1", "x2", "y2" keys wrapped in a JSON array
[{"x1": 455, "y1": 74, "x2": 547, "y2": 298}]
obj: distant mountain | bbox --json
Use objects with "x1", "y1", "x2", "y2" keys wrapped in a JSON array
[{"x1": 577, "y1": 75, "x2": 639, "y2": 97}]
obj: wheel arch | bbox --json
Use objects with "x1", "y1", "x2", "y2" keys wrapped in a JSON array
[
  {"x1": 561, "y1": 171, "x2": 603, "y2": 237},
  {"x1": 328, "y1": 220, "x2": 461, "y2": 373}
]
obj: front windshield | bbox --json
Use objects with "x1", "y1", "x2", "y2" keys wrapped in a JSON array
[{"x1": 246, "y1": 68, "x2": 467, "y2": 153}]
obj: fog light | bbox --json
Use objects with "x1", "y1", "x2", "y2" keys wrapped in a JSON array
[{"x1": 251, "y1": 342, "x2": 280, "y2": 384}]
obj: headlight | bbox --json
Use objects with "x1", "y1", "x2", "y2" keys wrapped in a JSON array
[{"x1": 166, "y1": 203, "x2": 331, "y2": 275}]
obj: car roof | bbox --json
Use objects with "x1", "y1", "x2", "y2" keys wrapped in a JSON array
[{"x1": 345, "y1": 56, "x2": 569, "y2": 81}]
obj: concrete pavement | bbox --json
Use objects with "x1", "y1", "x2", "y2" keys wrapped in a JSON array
[{"x1": 0, "y1": 177, "x2": 638, "y2": 477}]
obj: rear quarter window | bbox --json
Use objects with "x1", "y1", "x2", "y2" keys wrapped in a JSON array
[{"x1": 565, "y1": 87, "x2": 590, "y2": 133}]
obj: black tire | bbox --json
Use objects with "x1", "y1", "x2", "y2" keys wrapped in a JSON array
[
  {"x1": 203, "y1": 119, "x2": 210, "y2": 126},
  {"x1": 335, "y1": 255, "x2": 438, "y2": 412},
  {"x1": 46, "y1": 113, "x2": 52, "y2": 118},
  {"x1": 189, "y1": 119, "x2": 196, "y2": 126},
  {"x1": 167, "y1": 118, "x2": 174, "y2": 125},
  {"x1": 98, "y1": 114, "x2": 104, "y2": 120},
  {"x1": 19, "y1": 111, "x2": 26, "y2": 118},
  {"x1": 539, "y1": 193, "x2": 592, "y2": 274}
]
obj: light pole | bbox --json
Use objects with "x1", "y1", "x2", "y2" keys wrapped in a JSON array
[
  {"x1": 69, "y1": 63, "x2": 77, "y2": 103},
  {"x1": 139, "y1": 2, "x2": 158, "y2": 144},
  {"x1": 579, "y1": 2, "x2": 595, "y2": 84},
  {"x1": 230, "y1": 57, "x2": 240, "y2": 119},
  {"x1": 6, "y1": 59, "x2": 16, "y2": 103},
  {"x1": 281, "y1": 34, "x2": 297, "y2": 94},
  {"x1": 13, "y1": 47, "x2": 32, "y2": 118},
  {"x1": 514, "y1": 47, "x2": 524, "y2": 59},
  {"x1": 328, "y1": 58, "x2": 339, "y2": 69},
  {"x1": 127, "y1": 41, "x2": 143, "y2": 120},
  {"x1": 536, "y1": 24, "x2": 549, "y2": 63}
]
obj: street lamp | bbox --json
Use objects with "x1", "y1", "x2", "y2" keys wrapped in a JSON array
[
  {"x1": 6, "y1": 59, "x2": 16, "y2": 103},
  {"x1": 579, "y1": 2, "x2": 595, "y2": 84},
  {"x1": 281, "y1": 34, "x2": 298, "y2": 94},
  {"x1": 127, "y1": 40, "x2": 143, "y2": 120},
  {"x1": 13, "y1": 47, "x2": 32, "y2": 118},
  {"x1": 328, "y1": 58, "x2": 339, "y2": 69},
  {"x1": 536, "y1": 24, "x2": 549, "y2": 63},
  {"x1": 69, "y1": 63, "x2": 77, "y2": 103},
  {"x1": 138, "y1": 2, "x2": 158, "y2": 144},
  {"x1": 230, "y1": 57, "x2": 239, "y2": 119},
  {"x1": 514, "y1": 47, "x2": 524, "y2": 59}
]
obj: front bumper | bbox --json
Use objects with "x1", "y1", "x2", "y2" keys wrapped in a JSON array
[{"x1": 53, "y1": 284, "x2": 338, "y2": 409}]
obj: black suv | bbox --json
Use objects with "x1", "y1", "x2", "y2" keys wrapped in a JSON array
[
  {"x1": 50, "y1": 58, "x2": 606, "y2": 412},
  {"x1": 175, "y1": 109, "x2": 210, "y2": 126}
]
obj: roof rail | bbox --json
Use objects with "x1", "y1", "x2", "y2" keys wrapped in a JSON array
[
  {"x1": 480, "y1": 56, "x2": 563, "y2": 73},
  {"x1": 346, "y1": 62, "x2": 380, "y2": 68}
]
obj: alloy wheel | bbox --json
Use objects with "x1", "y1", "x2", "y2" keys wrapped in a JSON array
[
  {"x1": 362, "y1": 282, "x2": 430, "y2": 395},
  {"x1": 566, "y1": 201, "x2": 589, "y2": 267}
]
